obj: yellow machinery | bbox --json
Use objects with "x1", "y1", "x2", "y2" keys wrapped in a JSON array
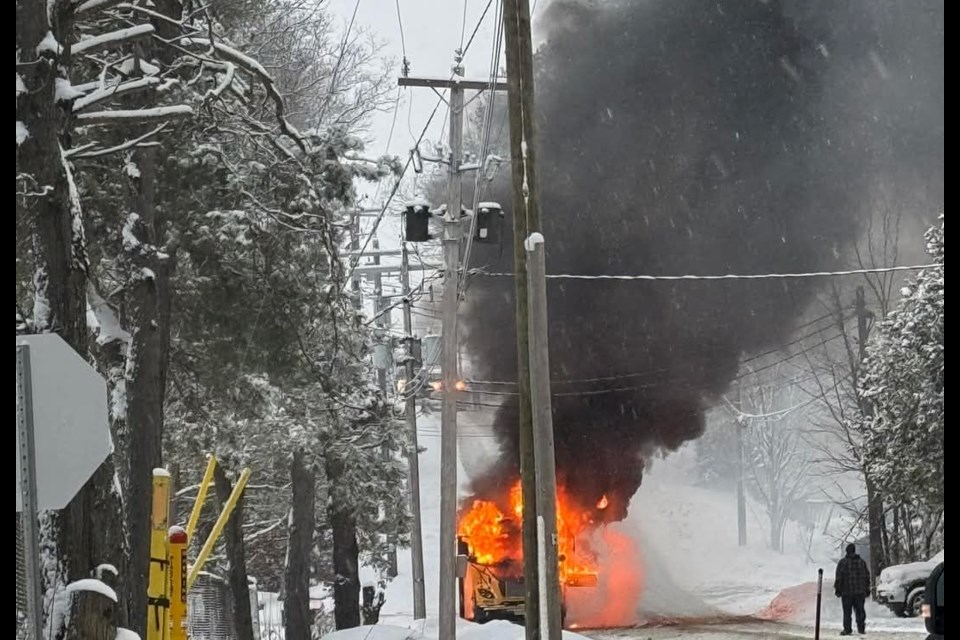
[
  {"x1": 147, "y1": 470, "x2": 172, "y2": 640},
  {"x1": 146, "y1": 455, "x2": 250, "y2": 639}
]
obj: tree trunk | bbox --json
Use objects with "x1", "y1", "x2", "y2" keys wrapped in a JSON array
[
  {"x1": 327, "y1": 454, "x2": 361, "y2": 630},
  {"x1": 17, "y1": 4, "x2": 124, "y2": 638},
  {"x1": 121, "y1": 143, "x2": 173, "y2": 635},
  {"x1": 866, "y1": 477, "x2": 885, "y2": 594},
  {"x1": 770, "y1": 514, "x2": 784, "y2": 553},
  {"x1": 214, "y1": 464, "x2": 256, "y2": 640},
  {"x1": 285, "y1": 449, "x2": 316, "y2": 640}
]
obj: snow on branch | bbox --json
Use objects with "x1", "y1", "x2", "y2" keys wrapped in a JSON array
[
  {"x1": 72, "y1": 24, "x2": 155, "y2": 55},
  {"x1": 75, "y1": 0, "x2": 125, "y2": 14},
  {"x1": 68, "y1": 123, "x2": 169, "y2": 159},
  {"x1": 76, "y1": 105, "x2": 192, "y2": 126},
  {"x1": 204, "y1": 61, "x2": 235, "y2": 101},
  {"x1": 73, "y1": 77, "x2": 162, "y2": 112},
  {"x1": 180, "y1": 37, "x2": 306, "y2": 152}
]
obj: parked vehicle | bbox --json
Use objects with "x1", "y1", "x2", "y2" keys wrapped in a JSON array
[{"x1": 876, "y1": 550, "x2": 944, "y2": 617}]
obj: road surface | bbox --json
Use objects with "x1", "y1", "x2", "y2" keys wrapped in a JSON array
[{"x1": 582, "y1": 620, "x2": 925, "y2": 639}]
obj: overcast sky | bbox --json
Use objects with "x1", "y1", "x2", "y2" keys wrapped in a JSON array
[
  {"x1": 325, "y1": 1, "x2": 512, "y2": 336},
  {"x1": 326, "y1": 0, "x2": 504, "y2": 185}
]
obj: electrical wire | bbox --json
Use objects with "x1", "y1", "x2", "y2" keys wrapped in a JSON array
[
  {"x1": 345, "y1": 97, "x2": 444, "y2": 283},
  {"x1": 395, "y1": 0, "x2": 407, "y2": 67},
  {"x1": 349, "y1": 0, "x2": 505, "y2": 281},
  {"x1": 462, "y1": 0, "x2": 496, "y2": 58},
  {"x1": 473, "y1": 264, "x2": 938, "y2": 282},
  {"x1": 460, "y1": 0, "x2": 471, "y2": 52},
  {"x1": 464, "y1": 326, "x2": 848, "y2": 392},
  {"x1": 459, "y1": 0, "x2": 504, "y2": 300}
]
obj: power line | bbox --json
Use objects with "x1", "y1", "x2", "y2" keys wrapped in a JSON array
[
  {"x1": 473, "y1": 264, "x2": 938, "y2": 282},
  {"x1": 465, "y1": 328, "x2": 847, "y2": 393},
  {"x1": 465, "y1": 311, "x2": 846, "y2": 387},
  {"x1": 462, "y1": 0, "x2": 496, "y2": 58},
  {"x1": 739, "y1": 311, "x2": 849, "y2": 367},
  {"x1": 352, "y1": 0, "x2": 503, "y2": 279},
  {"x1": 460, "y1": 0, "x2": 504, "y2": 299},
  {"x1": 460, "y1": 0, "x2": 470, "y2": 51},
  {"x1": 345, "y1": 97, "x2": 444, "y2": 282},
  {"x1": 394, "y1": 0, "x2": 408, "y2": 71},
  {"x1": 732, "y1": 332, "x2": 845, "y2": 381}
]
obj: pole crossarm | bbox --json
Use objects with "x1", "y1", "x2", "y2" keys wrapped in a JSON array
[{"x1": 399, "y1": 77, "x2": 509, "y2": 92}]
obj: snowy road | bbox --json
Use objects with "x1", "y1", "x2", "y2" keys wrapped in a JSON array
[
  {"x1": 376, "y1": 413, "x2": 927, "y2": 640},
  {"x1": 583, "y1": 621, "x2": 923, "y2": 639}
]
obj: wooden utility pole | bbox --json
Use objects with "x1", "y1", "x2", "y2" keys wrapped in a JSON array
[
  {"x1": 398, "y1": 74, "x2": 508, "y2": 639},
  {"x1": 401, "y1": 242, "x2": 427, "y2": 618},
  {"x1": 501, "y1": 0, "x2": 549, "y2": 635},
  {"x1": 526, "y1": 236, "x2": 563, "y2": 640},
  {"x1": 350, "y1": 243, "x2": 433, "y2": 616},
  {"x1": 372, "y1": 238, "x2": 400, "y2": 578},
  {"x1": 736, "y1": 386, "x2": 748, "y2": 547}
]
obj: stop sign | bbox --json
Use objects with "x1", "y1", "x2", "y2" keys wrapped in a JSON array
[{"x1": 16, "y1": 334, "x2": 111, "y2": 511}]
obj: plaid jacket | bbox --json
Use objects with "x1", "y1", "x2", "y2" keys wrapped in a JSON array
[{"x1": 835, "y1": 553, "x2": 871, "y2": 596}]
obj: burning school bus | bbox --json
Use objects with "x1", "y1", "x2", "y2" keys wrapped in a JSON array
[{"x1": 456, "y1": 481, "x2": 600, "y2": 627}]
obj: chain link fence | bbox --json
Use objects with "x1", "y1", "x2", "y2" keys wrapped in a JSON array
[
  {"x1": 188, "y1": 573, "x2": 237, "y2": 640},
  {"x1": 15, "y1": 525, "x2": 306, "y2": 640}
]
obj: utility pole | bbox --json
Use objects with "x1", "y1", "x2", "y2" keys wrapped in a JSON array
[
  {"x1": 349, "y1": 212, "x2": 362, "y2": 310},
  {"x1": 438, "y1": 82, "x2": 463, "y2": 640},
  {"x1": 526, "y1": 235, "x2": 562, "y2": 640},
  {"x1": 856, "y1": 286, "x2": 883, "y2": 591},
  {"x1": 502, "y1": 0, "x2": 548, "y2": 636},
  {"x1": 736, "y1": 386, "x2": 747, "y2": 547},
  {"x1": 401, "y1": 242, "x2": 427, "y2": 619},
  {"x1": 372, "y1": 238, "x2": 399, "y2": 578},
  {"x1": 398, "y1": 72, "x2": 508, "y2": 640}
]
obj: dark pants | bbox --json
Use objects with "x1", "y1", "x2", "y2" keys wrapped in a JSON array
[{"x1": 841, "y1": 595, "x2": 867, "y2": 633}]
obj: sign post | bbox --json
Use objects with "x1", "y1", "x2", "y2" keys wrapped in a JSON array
[
  {"x1": 814, "y1": 567, "x2": 824, "y2": 640},
  {"x1": 15, "y1": 335, "x2": 111, "y2": 639},
  {"x1": 17, "y1": 345, "x2": 44, "y2": 640}
]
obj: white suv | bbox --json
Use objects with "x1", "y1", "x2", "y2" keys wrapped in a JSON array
[{"x1": 876, "y1": 550, "x2": 944, "y2": 617}]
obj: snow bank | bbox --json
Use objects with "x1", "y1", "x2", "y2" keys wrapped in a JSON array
[
  {"x1": 320, "y1": 618, "x2": 593, "y2": 640},
  {"x1": 759, "y1": 581, "x2": 926, "y2": 634}
]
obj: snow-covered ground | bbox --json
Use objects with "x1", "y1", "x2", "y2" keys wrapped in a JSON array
[
  {"x1": 352, "y1": 412, "x2": 925, "y2": 637},
  {"x1": 322, "y1": 618, "x2": 592, "y2": 640}
]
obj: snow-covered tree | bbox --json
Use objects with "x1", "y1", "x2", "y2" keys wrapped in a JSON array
[
  {"x1": 17, "y1": 0, "x2": 407, "y2": 636},
  {"x1": 859, "y1": 217, "x2": 944, "y2": 513},
  {"x1": 723, "y1": 375, "x2": 818, "y2": 553}
]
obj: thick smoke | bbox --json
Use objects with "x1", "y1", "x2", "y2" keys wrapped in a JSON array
[{"x1": 461, "y1": 0, "x2": 944, "y2": 520}]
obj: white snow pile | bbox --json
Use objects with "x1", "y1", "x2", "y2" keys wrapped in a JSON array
[
  {"x1": 115, "y1": 628, "x2": 141, "y2": 640},
  {"x1": 65, "y1": 578, "x2": 117, "y2": 602},
  {"x1": 320, "y1": 618, "x2": 592, "y2": 640},
  {"x1": 17, "y1": 121, "x2": 29, "y2": 145},
  {"x1": 36, "y1": 31, "x2": 61, "y2": 55}
]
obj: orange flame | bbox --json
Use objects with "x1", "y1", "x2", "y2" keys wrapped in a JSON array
[
  {"x1": 458, "y1": 480, "x2": 599, "y2": 584},
  {"x1": 596, "y1": 494, "x2": 609, "y2": 510}
]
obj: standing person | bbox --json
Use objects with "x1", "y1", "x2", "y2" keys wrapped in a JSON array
[
  {"x1": 835, "y1": 543, "x2": 871, "y2": 635},
  {"x1": 361, "y1": 582, "x2": 386, "y2": 625}
]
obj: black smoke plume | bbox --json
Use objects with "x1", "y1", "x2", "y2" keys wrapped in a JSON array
[{"x1": 461, "y1": 0, "x2": 944, "y2": 521}]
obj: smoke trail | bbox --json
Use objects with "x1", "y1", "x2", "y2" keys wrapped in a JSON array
[{"x1": 461, "y1": 0, "x2": 944, "y2": 518}]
